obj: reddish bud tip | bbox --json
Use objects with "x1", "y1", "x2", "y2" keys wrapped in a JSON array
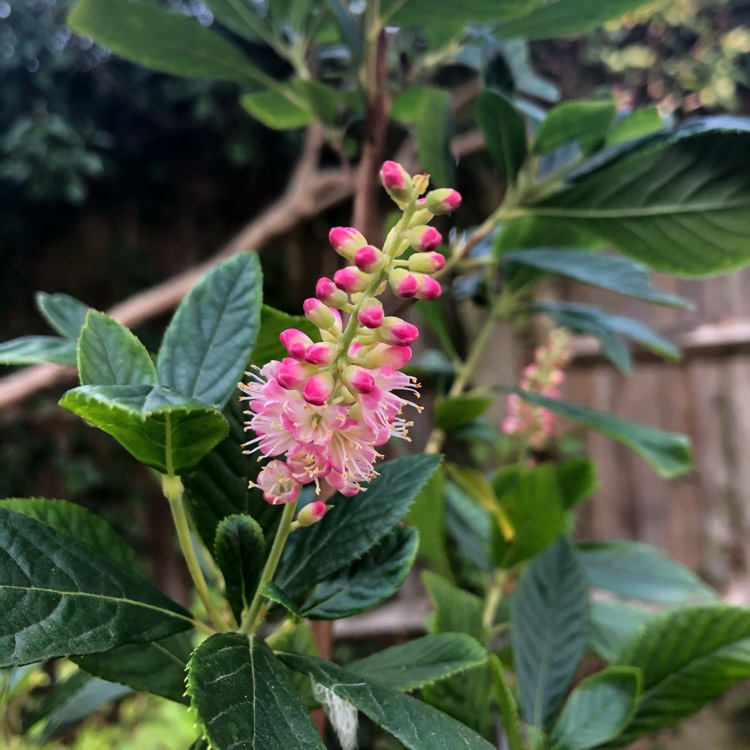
[
  {"x1": 354, "y1": 245, "x2": 385, "y2": 273},
  {"x1": 280, "y1": 328, "x2": 313, "y2": 360},
  {"x1": 334, "y1": 266, "x2": 371, "y2": 294},
  {"x1": 357, "y1": 298, "x2": 384, "y2": 329},
  {"x1": 424, "y1": 188, "x2": 462, "y2": 215},
  {"x1": 296, "y1": 501, "x2": 329, "y2": 527}
]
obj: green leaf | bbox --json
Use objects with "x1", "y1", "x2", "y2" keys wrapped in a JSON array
[
  {"x1": 612, "y1": 606, "x2": 750, "y2": 745},
  {"x1": 35, "y1": 292, "x2": 90, "y2": 338},
  {"x1": 253, "y1": 305, "x2": 319, "y2": 365},
  {"x1": 385, "y1": 0, "x2": 541, "y2": 27},
  {"x1": 0, "y1": 508, "x2": 192, "y2": 667},
  {"x1": 157, "y1": 253, "x2": 262, "y2": 408},
  {"x1": 204, "y1": 0, "x2": 263, "y2": 42},
  {"x1": 326, "y1": 0, "x2": 363, "y2": 65},
  {"x1": 391, "y1": 86, "x2": 453, "y2": 187},
  {"x1": 533, "y1": 99, "x2": 616, "y2": 154},
  {"x1": 588, "y1": 600, "x2": 652, "y2": 662},
  {"x1": 511, "y1": 536, "x2": 589, "y2": 727},
  {"x1": 68, "y1": 0, "x2": 270, "y2": 84},
  {"x1": 407, "y1": 467, "x2": 450, "y2": 577},
  {"x1": 502, "y1": 249, "x2": 692, "y2": 308},
  {"x1": 444, "y1": 480, "x2": 493, "y2": 574},
  {"x1": 280, "y1": 653, "x2": 497, "y2": 750},
  {"x1": 508, "y1": 389, "x2": 693, "y2": 478},
  {"x1": 187, "y1": 633, "x2": 325, "y2": 750},
  {"x1": 498, "y1": 0, "x2": 655, "y2": 39},
  {"x1": 490, "y1": 655, "x2": 525, "y2": 750},
  {"x1": 241, "y1": 88, "x2": 314, "y2": 129},
  {"x1": 59, "y1": 384, "x2": 229, "y2": 474},
  {"x1": 214, "y1": 514, "x2": 265, "y2": 623},
  {"x1": 0, "y1": 498, "x2": 143, "y2": 573},
  {"x1": 435, "y1": 393, "x2": 493, "y2": 432},
  {"x1": 475, "y1": 89, "x2": 528, "y2": 185},
  {"x1": 78, "y1": 310, "x2": 157, "y2": 387},
  {"x1": 549, "y1": 667, "x2": 641, "y2": 750},
  {"x1": 578, "y1": 540, "x2": 714, "y2": 603},
  {"x1": 558, "y1": 457, "x2": 597, "y2": 509},
  {"x1": 277, "y1": 454, "x2": 440, "y2": 597},
  {"x1": 300, "y1": 527, "x2": 418, "y2": 620},
  {"x1": 347, "y1": 633, "x2": 487, "y2": 692},
  {"x1": 264, "y1": 582, "x2": 302, "y2": 620},
  {"x1": 0, "y1": 336, "x2": 76, "y2": 366},
  {"x1": 415, "y1": 300, "x2": 459, "y2": 361},
  {"x1": 74, "y1": 632, "x2": 192, "y2": 704},
  {"x1": 606, "y1": 107, "x2": 664, "y2": 146},
  {"x1": 525, "y1": 118, "x2": 750, "y2": 276}
]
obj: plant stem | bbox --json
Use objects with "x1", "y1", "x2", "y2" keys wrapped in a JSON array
[
  {"x1": 162, "y1": 473, "x2": 227, "y2": 633},
  {"x1": 239, "y1": 499, "x2": 298, "y2": 635}
]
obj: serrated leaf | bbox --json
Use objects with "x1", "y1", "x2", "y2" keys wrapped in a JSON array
[
  {"x1": 188, "y1": 633, "x2": 325, "y2": 750},
  {"x1": 549, "y1": 667, "x2": 641, "y2": 750},
  {"x1": 68, "y1": 0, "x2": 270, "y2": 84},
  {"x1": 280, "y1": 653, "x2": 496, "y2": 750},
  {"x1": 215, "y1": 514, "x2": 265, "y2": 623},
  {"x1": 157, "y1": 253, "x2": 262, "y2": 408},
  {"x1": 348, "y1": 633, "x2": 487, "y2": 692},
  {"x1": 511, "y1": 536, "x2": 589, "y2": 727},
  {"x1": 277, "y1": 454, "x2": 440, "y2": 597},
  {"x1": 60, "y1": 384, "x2": 228, "y2": 474},
  {"x1": 588, "y1": 600, "x2": 652, "y2": 663},
  {"x1": 300, "y1": 527, "x2": 418, "y2": 620},
  {"x1": 435, "y1": 394, "x2": 493, "y2": 432},
  {"x1": 508, "y1": 389, "x2": 692, "y2": 479},
  {"x1": 578, "y1": 540, "x2": 715, "y2": 603},
  {"x1": 35, "y1": 292, "x2": 91, "y2": 338},
  {"x1": 0, "y1": 336, "x2": 76, "y2": 366},
  {"x1": 533, "y1": 99, "x2": 616, "y2": 154},
  {"x1": 475, "y1": 89, "x2": 528, "y2": 184},
  {"x1": 0, "y1": 509, "x2": 192, "y2": 667},
  {"x1": 78, "y1": 310, "x2": 157, "y2": 387}
]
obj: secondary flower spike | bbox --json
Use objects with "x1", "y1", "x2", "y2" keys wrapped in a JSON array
[{"x1": 240, "y1": 162, "x2": 461, "y2": 505}]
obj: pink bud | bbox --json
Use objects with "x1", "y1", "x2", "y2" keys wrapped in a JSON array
[
  {"x1": 408, "y1": 226, "x2": 443, "y2": 252},
  {"x1": 358, "y1": 298, "x2": 384, "y2": 329},
  {"x1": 316, "y1": 277, "x2": 349, "y2": 309},
  {"x1": 303, "y1": 298, "x2": 336, "y2": 330},
  {"x1": 415, "y1": 275, "x2": 442, "y2": 300},
  {"x1": 377, "y1": 317, "x2": 419, "y2": 346},
  {"x1": 329, "y1": 227, "x2": 367, "y2": 261},
  {"x1": 380, "y1": 161, "x2": 415, "y2": 202},
  {"x1": 280, "y1": 328, "x2": 314, "y2": 360},
  {"x1": 343, "y1": 365, "x2": 376, "y2": 394},
  {"x1": 408, "y1": 251, "x2": 445, "y2": 273},
  {"x1": 354, "y1": 245, "x2": 385, "y2": 273},
  {"x1": 360, "y1": 344, "x2": 413, "y2": 369},
  {"x1": 388, "y1": 268, "x2": 420, "y2": 298},
  {"x1": 304, "y1": 342, "x2": 338, "y2": 366},
  {"x1": 424, "y1": 188, "x2": 462, "y2": 215},
  {"x1": 276, "y1": 358, "x2": 310, "y2": 390},
  {"x1": 334, "y1": 266, "x2": 371, "y2": 294},
  {"x1": 303, "y1": 373, "x2": 334, "y2": 406},
  {"x1": 297, "y1": 501, "x2": 329, "y2": 527}
]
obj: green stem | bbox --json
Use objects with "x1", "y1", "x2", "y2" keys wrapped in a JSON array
[
  {"x1": 239, "y1": 500, "x2": 298, "y2": 635},
  {"x1": 163, "y1": 474, "x2": 227, "y2": 633},
  {"x1": 490, "y1": 655, "x2": 527, "y2": 750}
]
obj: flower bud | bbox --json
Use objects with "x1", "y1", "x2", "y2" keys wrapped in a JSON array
[
  {"x1": 342, "y1": 365, "x2": 376, "y2": 394},
  {"x1": 304, "y1": 342, "x2": 338, "y2": 366},
  {"x1": 303, "y1": 372, "x2": 334, "y2": 405},
  {"x1": 276, "y1": 358, "x2": 311, "y2": 390},
  {"x1": 415, "y1": 274, "x2": 442, "y2": 300},
  {"x1": 424, "y1": 188, "x2": 462, "y2": 214},
  {"x1": 357, "y1": 298, "x2": 384, "y2": 329},
  {"x1": 376, "y1": 317, "x2": 419, "y2": 346},
  {"x1": 360, "y1": 344, "x2": 413, "y2": 369},
  {"x1": 408, "y1": 226, "x2": 442, "y2": 252},
  {"x1": 354, "y1": 244, "x2": 386, "y2": 273},
  {"x1": 303, "y1": 298, "x2": 336, "y2": 330},
  {"x1": 408, "y1": 251, "x2": 445, "y2": 273},
  {"x1": 334, "y1": 266, "x2": 372, "y2": 294},
  {"x1": 315, "y1": 276, "x2": 349, "y2": 309},
  {"x1": 388, "y1": 268, "x2": 420, "y2": 298},
  {"x1": 379, "y1": 161, "x2": 415, "y2": 203},
  {"x1": 329, "y1": 227, "x2": 367, "y2": 261},
  {"x1": 280, "y1": 328, "x2": 314, "y2": 360},
  {"x1": 296, "y1": 501, "x2": 329, "y2": 527}
]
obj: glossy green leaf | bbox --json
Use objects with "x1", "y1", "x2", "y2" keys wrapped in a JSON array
[
  {"x1": 435, "y1": 393, "x2": 493, "y2": 432},
  {"x1": 0, "y1": 508, "x2": 192, "y2": 667},
  {"x1": 280, "y1": 653, "x2": 496, "y2": 750},
  {"x1": 558, "y1": 457, "x2": 597, "y2": 509},
  {"x1": 215, "y1": 514, "x2": 265, "y2": 623},
  {"x1": 606, "y1": 107, "x2": 664, "y2": 146},
  {"x1": 300, "y1": 527, "x2": 418, "y2": 620},
  {"x1": 525, "y1": 119, "x2": 750, "y2": 276},
  {"x1": 385, "y1": 0, "x2": 540, "y2": 27},
  {"x1": 509, "y1": 389, "x2": 692, "y2": 478},
  {"x1": 204, "y1": 0, "x2": 263, "y2": 42},
  {"x1": 241, "y1": 88, "x2": 314, "y2": 129},
  {"x1": 60, "y1": 384, "x2": 228, "y2": 474},
  {"x1": 188, "y1": 633, "x2": 325, "y2": 750},
  {"x1": 78, "y1": 310, "x2": 157, "y2": 387},
  {"x1": 588, "y1": 600, "x2": 652, "y2": 662},
  {"x1": 511, "y1": 536, "x2": 589, "y2": 727},
  {"x1": 612, "y1": 606, "x2": 750, "y2": 745},
  {"x1": 578, "y1": 540, "x2": 714, "y2": 603},
  {"x1": 533, "y1": 99, "x2": 616, "y2": 154},
  {"x1": 264, "y1": 582, "x2": 302, "y2": 620},
  {"x1": 475, "y1": 89, "x2": 528, "y2": 184},
  {"x1": 35, "y1": 292, "x2": 90, "y2": 338},
  {"x1": 549, "y1": 667, "x2": 641, "y2": 750},
  {"x1": 347, "y1": 633, "x2": 487, "y2": 692},
  {"x1": 277, "y1": 454, "x2": 440, "y2": 597},
  {"x1": 74, "y1": 632, "x2": 192, "y2": 704},
  {"x1": 0, "y1": 336, "x2": 76, "y2": 366},
  {"x1": 502, "y1": 249, "x2": 692, "y2": 308},
  {"x1": 498, "y1": 0, "x2": 654, "y2": 39},
  {"x1": 68, "y1": 0, "x2": 269, "y2": 84},
  {"x1": 157, "y1": 253, "x2": 262, "y2": 408},
  {"x1": 407, "y1": 467, "x2": 450, "y2": 577}
]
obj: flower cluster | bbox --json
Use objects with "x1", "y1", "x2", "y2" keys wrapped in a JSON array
[
  {"x1": 239, "y1": 161, "x2": 461, "y2": 506},
  {"x1": 502, "y1": 328, "x2": 572, "y2": 449}
]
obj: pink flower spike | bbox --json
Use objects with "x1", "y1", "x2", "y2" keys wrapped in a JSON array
[
  {"x1": 296, "y1": 501, "x2": 329, "y2": 527},
  {"x1": 280, "y1": 328, "x2": 314, "y2": 359},
  {"x1": 253, "y1": 460, "x2": 300, "y2": 505},
  {"x1": 343, "y1": 365, "x2": 376, "y2": 394},
  {"x1": 415, "y1": 275, "x2": 442, "y2": 300},
  {"x1": 276, "y1": 358, "x2": 310, "y2": 390},
  {"x1": 334, "y1": 266, "x2": 371, "y2": 294},
  {"x1": 361, "y1": 344, "x2": 413, "y2": 369},
  {"x1": 388, "y1": 268, "x2": 419, "y2": 298},
  {"x1": 425, "y1": 188, "x2": 462, "y2": 214},
  {"x1": 303, "y1": 298, "x2": 336, "y2": 330},
  {"x1": 304, "y1": 342, "x2": 338, "y2": 366},
  {"x1": 409, "y1": 251, "x2": 445, "y2": 274},
  {"x1": 315, "y1": 276, "x2": 349, "y2": 309},
  {"x1": 329, "y1": 227, "x2": 367, "y2": 261},
  {"x1": 354, "y1": 245, "x2": 385, "y2": 273},
  {"x1": 408, "y1": 226, "x2": 443, "y2": 252},
  {"x1": 358, "y1": 298, "x2": 384, "y2": 329},
  {"x1": 377, "y1": 317, "x2": 419, "y2": 346},
  {"x1": 303, "y1": 372, "x2": 334, "y2": 406}
]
